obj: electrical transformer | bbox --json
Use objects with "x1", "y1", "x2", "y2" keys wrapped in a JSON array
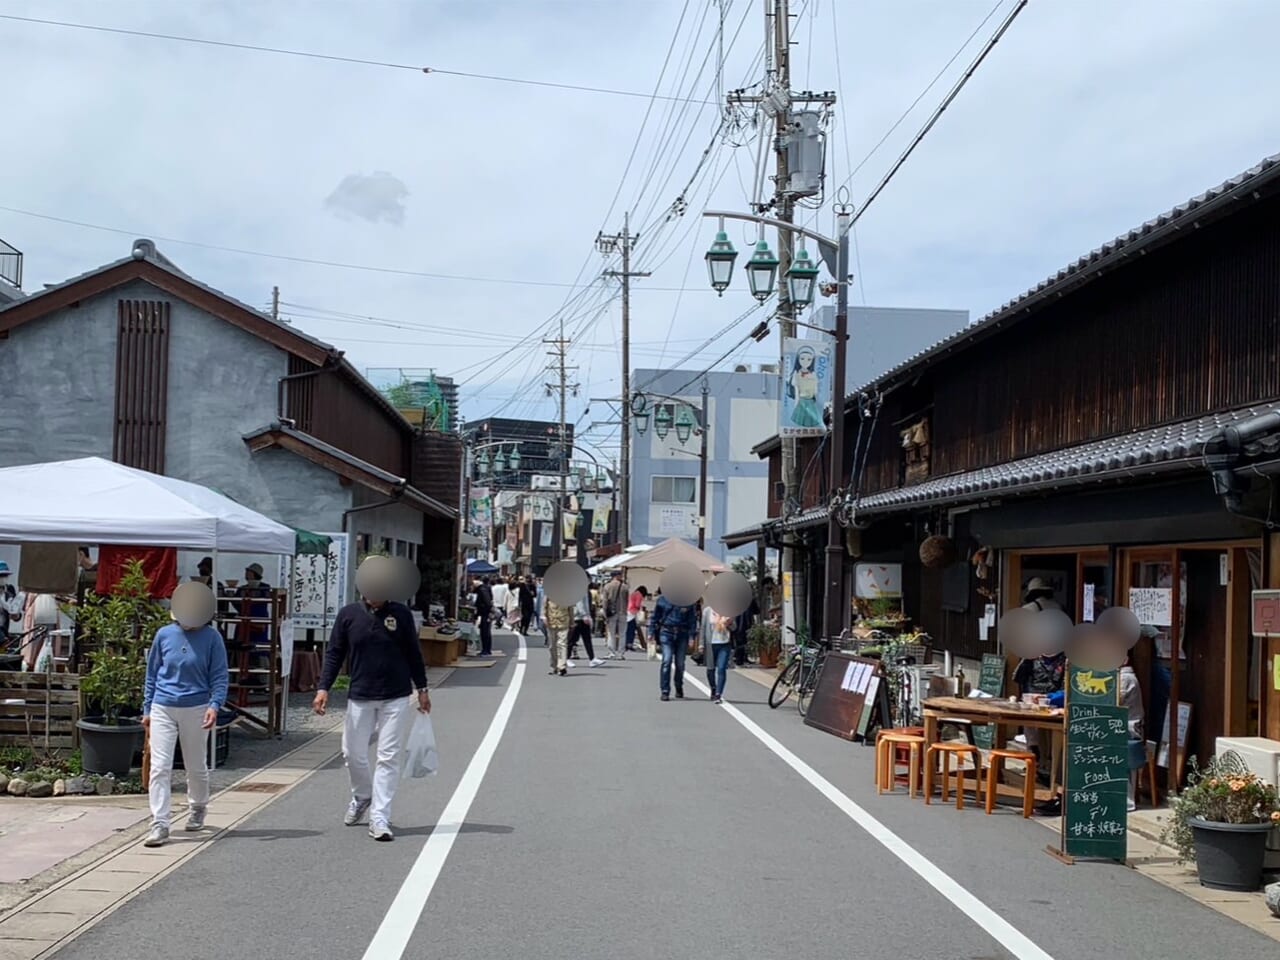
[{"x1": 783, "y1": 111, "x2": 826, "y2": 199}]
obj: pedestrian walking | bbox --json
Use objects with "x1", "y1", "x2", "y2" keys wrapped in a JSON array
[
  {"x1": 545, "y1": 595, "x2": 572, "y2": 675},
  {"x1": 566, "y1": 592, "x2": 605, "y2": 668},
  {"x1": 731, "y1": 594, "x2": 759, "y2": 666},
  {"x1": 625, "y1": 584, "x2": 649, "y2": 652},
  {"x1": 142, "y1": 586, "x2": 228, "y2": 848},
  {"x1": 602, "y1": 570, "x2": 628, "y2": 660},
  {"x1": 504, "y1": 577, "x2": 522, "y2": 629},
  {"x1": 518, "y1": 576, "x2": 537, "y2": 636},
  {"x1": 701, "y1": 604, "x2": 733, "y2": 703},
  {"x1": 652, "y1": 590, "x2": 698, "y2": 701},
  {"x1": 314, "y1": 573, "x2": 430, "y2": 842},
  {"x1": 534, "y1": 577, "x2": 549, "y2": 645},
  {"x1": 474, "y1": 576, "x2": 494, "y2": 656}
]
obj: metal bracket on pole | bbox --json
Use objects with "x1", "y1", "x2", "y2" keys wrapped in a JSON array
[{"x1": 701, "y1": 209, "x2": 839, "y2": 277}]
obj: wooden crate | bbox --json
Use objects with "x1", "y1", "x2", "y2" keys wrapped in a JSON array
[{"x1": 0, "y1": 670, "x2": 82, "y2": 750}]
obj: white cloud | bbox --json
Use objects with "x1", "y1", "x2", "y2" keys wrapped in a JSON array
[{"x1": 324, "y1": 171, "x2": 410, "y2": 225}]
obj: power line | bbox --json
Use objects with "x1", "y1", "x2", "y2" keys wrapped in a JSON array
[{"x1": 0, "y1": 13, "x2": 718, "y2": 104}]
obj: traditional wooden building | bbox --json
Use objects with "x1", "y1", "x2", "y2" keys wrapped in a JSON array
[{"x1": 744, "y1": 153, "x2": 1280, "y2": 764}]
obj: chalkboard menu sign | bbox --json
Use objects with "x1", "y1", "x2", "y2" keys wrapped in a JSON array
[
  {"x1": 803, "y1": 652, "x2": 885, "y2": 742},
  {"x1": 972, "y1": 654, "x2": 1006, "y2": 750},
  {"x1": 1061, "y1": 665, "x2": 1127, "y2": 861}
]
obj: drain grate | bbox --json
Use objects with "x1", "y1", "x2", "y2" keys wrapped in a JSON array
[{"x1": 230, "y1": 781, "x2": 289, "y2": 794}]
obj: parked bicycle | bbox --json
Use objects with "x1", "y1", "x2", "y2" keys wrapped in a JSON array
[{"x1": 768, "y1": 626, "x2": 842, "y2": 717}]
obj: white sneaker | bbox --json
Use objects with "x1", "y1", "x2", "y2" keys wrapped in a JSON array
[
  {"x1": 590, "y1": 658, "x2": 605, "y2": 667},
  {"x1": 566, "y1": 660, "x2": 576, "y2": 669},
  {"x1": 369, "y1": 820, "x2": 394, "y2": 842},
  {"x1": 344, "y1": 798, "x2": 371, "y2": 826},
  {"x1": 143, "y1": 823, "x2": 169, "y2": 847},
  {"x1": 185, "y1": 806, "x2": 207, "y2": 831}
]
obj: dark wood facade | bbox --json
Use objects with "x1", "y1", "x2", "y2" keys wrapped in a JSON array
[
  {"x1": 113, "y1": 299, "x2": 171, "y2": 473},
  {"x1": 858, "y1": 195, "x2": 1280, "y2": 497}
]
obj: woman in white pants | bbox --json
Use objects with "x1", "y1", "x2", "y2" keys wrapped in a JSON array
[{"x1": 142, "y1": 584, "x2": 229, "y2": 847}]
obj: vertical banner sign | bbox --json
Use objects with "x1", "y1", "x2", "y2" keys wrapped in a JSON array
[
  {"x1": 469, "y1": 486, "x2": 492, "y2": 528},
  {"x1": 1062, "y1": 664, "x2": 1128, "y2": 861},
  {"x1": 780, "y1": 337, "x2": 832, "y2": 437}
]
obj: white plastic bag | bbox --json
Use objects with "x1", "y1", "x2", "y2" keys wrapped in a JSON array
[{"x1": 402, "y1": 711, "x2": 439, "y2": 779}]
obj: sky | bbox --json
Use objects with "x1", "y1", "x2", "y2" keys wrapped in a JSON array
[{"x1": 4, "y1": 0, "x2": 1280, "y2": 460}]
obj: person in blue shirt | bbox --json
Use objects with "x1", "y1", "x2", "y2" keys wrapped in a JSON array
[
  {"x1": 142, "y1": 583, "x2": 229, "y2": 848},
  {"x1": 652, "y1": 590, "x2": 699, "y2": 701}
]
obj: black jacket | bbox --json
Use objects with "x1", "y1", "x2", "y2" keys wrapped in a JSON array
[{"x1": 319, "y1": 601, "x2": 428, "y2": 701}]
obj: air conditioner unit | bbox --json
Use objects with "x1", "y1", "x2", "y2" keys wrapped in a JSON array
[
  {"x1": 759, "y1": 363, "x2": 779, "y2": 374},
  {"x1": 1215, "y1": 737, "x2": 1280, "y2": 786}
]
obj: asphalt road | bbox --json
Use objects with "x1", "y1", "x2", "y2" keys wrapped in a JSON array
[{"x1": 53, "y1": 631, "x2": 1274, "y2": 960}]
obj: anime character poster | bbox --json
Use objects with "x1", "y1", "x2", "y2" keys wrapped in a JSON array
[{"x1": 779, "y1": 337, "x2": 832, "y2": 437}]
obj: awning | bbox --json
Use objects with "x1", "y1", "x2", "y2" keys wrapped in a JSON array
[
  {"x1": 459, "y1": 532, "x2": 484, "y2": 550},
  {"x1": 294, "y1": 528, "x2": 333, "y2": 556}
]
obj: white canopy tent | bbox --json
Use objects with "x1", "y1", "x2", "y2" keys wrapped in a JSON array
[
  {"x1": 585, "y1": 544, "x2": 653, "y2": 577},
  {"x1": 0, "y1": 457, "x2": 296, "y2": 553},
  {"x1": 0, "y1": 457, "x2": 299, "y2": 752}
]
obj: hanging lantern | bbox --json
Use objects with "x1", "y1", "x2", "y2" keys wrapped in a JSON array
[
  {"x1": 653, "y1": 405, "x2": 674, "y2": 440},
  {"x1": 674, "y1": 406, "x2": 696, "y2": 445},
  {"x1": 507, "y1": 447, "x2": 521, "y2": 472},
  {"x1": 704, "y1": 228, "x2": 738, "y2": 295},
  {"x1": 745, "y1": 238, "x2": 780, "y2": 302},
  {"x1": 476, "y1": 450, "x2": 491, "y2": 476},
  {"x1": 787, "y1": 246, "x2": 820, "y2": 308}
]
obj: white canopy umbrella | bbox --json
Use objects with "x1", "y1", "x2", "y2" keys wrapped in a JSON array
[
  {"x1": 0, "y1": 457, "x2": 295, "y2": 554},
  {"x1": 586, "y1": 544, "x2": 654, "y2": 577}
]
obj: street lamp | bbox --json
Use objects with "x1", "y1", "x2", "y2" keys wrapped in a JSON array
[
  {"x1": 477, "y1": 450, "x2": 491, "y2": 476},
  {"x1": 787, "y1": 246, "x2": 820, "y2": 309},
  {"x1": 745, "y1": 238, "x2": 780, "y2": 302},
  {"x1": 704, "y1": 223, "x2": 738, "y2": 296},
  {"x1": 492, "y1": 449, "x2": 507, "y2": 473},
  {"x1": 674, "y1": 406, "x2": 696, "y2": 445},
  {"x1": 508, "y1": 447, "x2": 521, "y2": 472},
  {"x1": 653, "y1": 405, "x2": 674, "y2": 440}
]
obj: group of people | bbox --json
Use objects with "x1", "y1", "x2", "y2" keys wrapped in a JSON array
[
  {"x1": 1013, "y1": 577, "x2": 1147, "y2": 813},
  {"x1": 143, "y1": 558, "x2": 432, "y2": 847}
]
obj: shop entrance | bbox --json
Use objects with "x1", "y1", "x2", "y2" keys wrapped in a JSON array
[{"x1": 1120, "y1": 544, "x2": 1262, "y2": 786}]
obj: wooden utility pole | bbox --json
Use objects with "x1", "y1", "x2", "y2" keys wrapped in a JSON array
[
  {"x1": 271, "y1": 285, "x2": 280, "y2": 322},
  {"x1": 544, "y1": 326, "x2": 577, "y2": 563},
  {"x1": 599, "y1": 214, "x2": 650, "y2": 551}
]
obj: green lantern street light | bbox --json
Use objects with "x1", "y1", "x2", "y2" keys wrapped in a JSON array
[
  {"x1": 507, "y1": 447, "x2": 521, "y2": 472},
  {"x1": 744, "y1": 238, "x2": 780, "y2": 302},
  {"x1": 634, "y1": 407, "x2": 651, "y2": 434},
  {"x1": 787, "y1": 246, "x2": 820, "y2": 309},
  {"x1": 653, "y1": 405, "x2": 674, "y2": 441},
  {"x1": 476, "y1": 450, "x2": 491, "y2": 476},
  {"x1": 704, "y1": 223, "x2": 738, "y2": 296},
  {"x1": 674, "y1": 406, "x2": 696, "y2": 445},
  {"x1": 492, "y1": 449, "x2": 508, "y2": 473}
]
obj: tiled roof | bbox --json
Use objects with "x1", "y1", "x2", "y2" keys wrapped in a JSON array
[
  {"x1": 853, "y1": 402, "x2": 1280, "y2": 516},
  {"x1": 721, "y1": 523, "x2": 764, "y2": 546},
  {"x1": 847, "y1": 154, "x2": 1280, "y2": 399}
]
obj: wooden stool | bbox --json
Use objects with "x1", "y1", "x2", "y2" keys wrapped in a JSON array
[
  {"x1": 925, "y1": 742, "x2": 982, "y2": 809},
  {"x1": 875, "y1": 726, "x2": 925, "y2": 790},
  {"x1": 1136, "y1": 743, "x2": 1160, "y2": 807},
  {"x1": 985, "y1": 748, "x2": 1036, "y2": 817},
  {"x1": 877, "y1": 732, "x2": 926, "y2": 798}
]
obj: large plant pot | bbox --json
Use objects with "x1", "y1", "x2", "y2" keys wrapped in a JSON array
[
  {"x1": 758, "y1": 647, "x2": 780, "y2": 669},
  {"x1": 1190, "y1": 817, "x2": 1274, "y2": 891},
  {"x1": 77, "y1": 717, "x2": 144, "y2": 777}
]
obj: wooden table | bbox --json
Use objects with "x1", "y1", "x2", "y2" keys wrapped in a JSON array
[{"x1": 922, "y1": 696, "x2": 1065, "y2": 803}]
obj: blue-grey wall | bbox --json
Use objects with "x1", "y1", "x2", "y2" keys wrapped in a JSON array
[
  {"x1": 810, "y1": 305, "x2": 970, "y2": 392},
  {"x1": 630, "y1": 368, "x2": 776, "y2": 563},
  {"x1": 0, "y1": 277, "x2": 422, "y2": 601}
]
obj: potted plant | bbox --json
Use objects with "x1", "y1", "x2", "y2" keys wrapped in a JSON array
[
  {"x1": 747, "y1": 622, "x2": 781, "y2": 669},
  {"x1": 1161, "y1": 751, "x2": 1280, "y2": 891},
  {"x1": 74, "y1": 561, "x2": 169, "y2": 776}
]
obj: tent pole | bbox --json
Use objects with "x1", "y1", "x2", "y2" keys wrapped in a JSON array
[{"x1": 209, "y1": 549, "x2": 218, "y2": 773}]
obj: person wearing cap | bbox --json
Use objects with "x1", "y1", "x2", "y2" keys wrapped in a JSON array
[
  {"x1": 194, "y1": 556, "x2": 222, "y2": 591},
  {"x1": 652, "y1": 589, "x2": 699, "y2": 701},
  {"x1": 142, "y1": 584, "x2": 228, "y2": 847},
  {"x1": 602, "y1": 569, "x2": 628, "y2": 661},
  {"x1": 314, "y1": 565, "x2": 430, "y2": 842}
]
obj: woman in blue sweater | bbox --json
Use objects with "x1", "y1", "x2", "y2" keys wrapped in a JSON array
[{"x1": 143, "y1": 583, "x2": 229, "y2": 848}]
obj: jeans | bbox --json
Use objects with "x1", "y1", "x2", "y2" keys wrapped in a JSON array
[
  {"x1": 625, "y1": 619, "x2": 637, "y2": 649},
  {"x1": 706, "y1": 642, "x2": 732, "y2": 697},
  {"x1": 659, "y1": 635, "x2": 687, "y2": 696},
  {"x1": 479, "y1": 616, "x2": 493, "y2": 656},
  {"x1": 148, "y1": 704, "x2": 211, "y2": 828},
  {"x1": 343, "y1": 695, "x2": 414, "y2": 827}
]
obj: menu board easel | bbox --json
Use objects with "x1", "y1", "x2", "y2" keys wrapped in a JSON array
[
  {"x1": 803, "y1": 652, "x2": 886, "y2": 742},
  {"x1": 972, "y1": 653, "x2": 1006, "y2": 750},
  {"x1": 1047, "y1": 663, "x2": 1128, "y2": 865}
]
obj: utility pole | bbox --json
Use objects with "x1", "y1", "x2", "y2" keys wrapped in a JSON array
[
  {"x1": 544, "y1": 325, "x2": 578, "y2": 564},
  {"x1": 698, "y1": 379, "x2": 710, "y2": 552},
  {"x1": 598, "y1": 213, "x2": 650, "y2": 551},
  {"x1": 728, "y1": 0, "x2": 835, "y2": 634},
  {"x1": 271, "y1": 285, "x2": 280, "y2": 322}
]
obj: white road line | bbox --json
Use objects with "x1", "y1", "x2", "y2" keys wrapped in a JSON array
[
  {"x1": 686, "y1": 674, "x2": 1057, "y2": 960},
  {"x1": 361, "y1": 636, "x2": 527, "y2": 960}
]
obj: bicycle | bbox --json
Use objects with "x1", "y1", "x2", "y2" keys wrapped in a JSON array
[{"x1": 767, "y1": 625, "x2": 815, "y2": 709}]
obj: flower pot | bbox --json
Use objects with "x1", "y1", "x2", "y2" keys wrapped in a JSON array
[
  {"x1": 759, "y1": 648, "x2": 780, "y2": 669},
  {"x1": 1189, "y1": 817, "x2": 1274, "y2": 891},
  {"x1": 76, "y1": 717, "x2": 144, "y2": 777}
]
